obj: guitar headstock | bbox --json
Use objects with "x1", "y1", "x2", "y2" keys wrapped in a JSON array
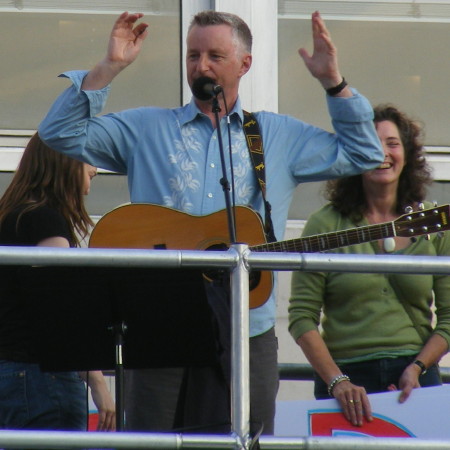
[{"x1": 395, "y1": 204, "x2": 450, "y2": 237}]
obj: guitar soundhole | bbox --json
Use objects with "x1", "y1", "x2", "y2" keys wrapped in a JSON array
[
  {"x1": 203, "y1": 243, "x2": 261, "y2": 292},
  {"x1": 249, "y1": 270, "x2": 261, "y2": 291}
]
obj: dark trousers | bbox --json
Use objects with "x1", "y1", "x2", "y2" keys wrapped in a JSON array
[
  {"x1": 125, "y1": 281, "x2": 279, "y2": 436},
  {"x1": 174, "y1": 327, "x2": 279, "y2": 435},
  {"x1": 175, "y1": 281, "x2": 279, "y2": 435},
  {"x1": 314, "y1": 355, "x2": 442, "y2": 399},
  {"x1": 125, "y1": 367, "x2": 184, "y2": 431}
]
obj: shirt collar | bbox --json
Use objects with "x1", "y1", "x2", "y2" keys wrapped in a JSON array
[{"x1": 180, "y1": 97, "x2": 244, "y2": 126}]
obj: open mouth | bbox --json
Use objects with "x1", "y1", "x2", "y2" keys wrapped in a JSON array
[{"x1": 378, "y1": 162, "x2": 392, "y2": 169}]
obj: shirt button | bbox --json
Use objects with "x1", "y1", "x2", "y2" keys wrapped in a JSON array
[
  {"x1": 213, "y1": 135, "x2": 217, "y2": 140},
  {"x1": 210, "y1": 163, "x2": 215, "y2": 168},
  {"x1": 208, "y1": 193, "x2": 213, "y2": 198}
]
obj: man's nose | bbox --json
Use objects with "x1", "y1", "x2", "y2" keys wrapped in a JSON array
[{"x1": 197, "y1": 55, "x2": 210, "y2": 73}]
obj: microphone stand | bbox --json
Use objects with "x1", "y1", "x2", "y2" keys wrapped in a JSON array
[
  {"x1": 212, "y1": 94, "x2": 237, "y2": 244},
  {"x1": 212, "y1": 94, "x2": 252, "y2": 445}
]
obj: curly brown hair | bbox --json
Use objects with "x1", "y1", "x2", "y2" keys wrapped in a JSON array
[
  {"x1": 325, "y1": 104, "x2": 432, "y2": 222},
  {"x1": 0, "y1": 133, "x2": 93, "y2": 246}
]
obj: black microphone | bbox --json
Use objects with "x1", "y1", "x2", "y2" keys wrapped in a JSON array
[{"x1": 192, "y1": 76, "x2": 223, "y2": 101}]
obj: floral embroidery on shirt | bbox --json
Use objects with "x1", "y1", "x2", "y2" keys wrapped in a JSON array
[
  {"x1": 165, "y1": 121, "x2": 255, "y2": 212},
  {"x1": 165, "y1": 124, "x2": 203, "y2": 211}
]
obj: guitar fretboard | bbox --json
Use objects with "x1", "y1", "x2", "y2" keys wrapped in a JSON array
[{"x1": 251, "y1": 222, "x2": 396, "y2": 253}]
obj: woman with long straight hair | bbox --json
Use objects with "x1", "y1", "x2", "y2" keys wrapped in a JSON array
[{"x1": 0, "y1": 133, "x2": 115, "y2": 431}]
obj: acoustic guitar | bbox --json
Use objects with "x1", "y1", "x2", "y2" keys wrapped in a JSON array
[{"x1": 89, "y1": 203, "x2": 450, "y2": 309}]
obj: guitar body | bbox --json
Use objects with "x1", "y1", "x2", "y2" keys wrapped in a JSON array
[{"x1": 89, "y1": 203, "x2": 273, "y2": 309}]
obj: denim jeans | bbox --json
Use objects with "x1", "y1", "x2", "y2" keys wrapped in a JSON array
[
  {"x1": 0, "y1": 361, "x2": 87, "y2": 430},
  {"x1": 314, "y1": 355, "x2": 442, "y2": 399}
]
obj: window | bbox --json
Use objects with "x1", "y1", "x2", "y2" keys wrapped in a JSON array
[
  {"x1": 279, "y1": 0, "x2": 450, "y2": 219},
  {"x1": 0, "y1": 2, "x2": 180, "y2": 132},
  {"x1": 0, "y1": 1, "x2": 181, "y2": 216}
]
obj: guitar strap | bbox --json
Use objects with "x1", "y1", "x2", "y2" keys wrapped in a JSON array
[
  {"x1": 242, "y1": 110, "x2": 277, "y2": 243},
  {"x1": 388, "y1": 275, "x2": 428, "y2": 344}
]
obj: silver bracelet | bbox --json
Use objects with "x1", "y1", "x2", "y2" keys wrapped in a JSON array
[{"x1": 327, "y1": 374, "x2": 350, "y2": 397}]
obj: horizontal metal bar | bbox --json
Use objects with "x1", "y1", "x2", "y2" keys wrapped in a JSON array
[
  {"x1": 1, "y1": 247, "x2": 450, "y2": 276},
  {"x1": 247, "y1": 252, "x2": 450, "y2": 274},
  {"x1": 259, "y1": 436, "x2": 450, "y2": 449},
  {"x1": 0, "y1": 431, "x2": 450, "y2": 450},
  {"x1": 0, "y1": 430, "x2": 237, "y2": 449},
  {"x1": 0, "y1": 246, "x2": 238, "y2": 269},
  {"x1": 278, "y1": 363, "x2": 450, "y2": 384}
]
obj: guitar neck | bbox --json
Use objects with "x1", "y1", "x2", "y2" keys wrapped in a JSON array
[{"x1": 251, "y1": 221, "x2": 396, "y2": 253}]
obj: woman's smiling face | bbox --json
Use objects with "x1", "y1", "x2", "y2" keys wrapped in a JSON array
[{"x1": 363, "y1": 120, "x2": 406, "y2": 188}]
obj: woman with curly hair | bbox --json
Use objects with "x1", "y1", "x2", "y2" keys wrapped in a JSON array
[
  {"x1": 289, "y1": 105, "x2": 450, "y2": 427},
  {"x1": 0, "y1": 133, "x2": 116, "y2": 431}
]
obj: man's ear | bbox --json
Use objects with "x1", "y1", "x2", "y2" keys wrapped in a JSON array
[{"x1": 239, "y1": 53, "x2": 252, "y2": 78}]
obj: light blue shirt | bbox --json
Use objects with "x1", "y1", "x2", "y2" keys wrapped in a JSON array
[{"x1": 39, "y1": 70, "x2": 383, "y2": 337}]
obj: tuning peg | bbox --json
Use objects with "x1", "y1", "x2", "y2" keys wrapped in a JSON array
[
  {"x1": 418, "y1": 202, "x2": 425, "y2": 210},
  {"x1": 404, "y1": 206, "x2": 413, "y2": 214},
  {"x1": 425, "y1": 234, "x2": 431, "y2": 240},
  {"x1": 433, "y1": 201, "x2": 438, "y2": 207}
]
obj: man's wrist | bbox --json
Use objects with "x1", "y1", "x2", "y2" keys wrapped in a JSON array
[
  {"x1": 82, "y1": 59, "x2": 123, "y2": 91},
  {"x1": 326, "y1": 78, "x2": 348, "y2": 96}
]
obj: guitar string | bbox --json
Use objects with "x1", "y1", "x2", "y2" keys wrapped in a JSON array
[{"x1": 252, "y1": 223, "x2": 391, "y2": 253}]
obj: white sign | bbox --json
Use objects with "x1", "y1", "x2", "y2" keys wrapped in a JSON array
[{"x1": 275, "y1": 385, "x2": 450, "y2": 439}]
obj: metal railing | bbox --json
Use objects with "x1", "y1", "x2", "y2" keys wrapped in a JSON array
[
  {"x1": 1, "y1": 245, "x2": 450, "y2": 449},
  {"x1": 278, "y1": 363, "x2": 450, "y2": 383},
  {"x1": 1, "y1": 430, "x2": 450, "y2": 449}
]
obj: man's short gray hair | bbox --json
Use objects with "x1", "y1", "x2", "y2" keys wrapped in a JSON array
[{"x1": 189, "y1": 10, "x2": 252, "y2": 54}]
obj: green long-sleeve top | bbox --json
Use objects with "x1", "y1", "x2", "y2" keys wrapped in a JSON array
[{"x1": 289, "y1": 202, "x2": 450, "y2": 362}]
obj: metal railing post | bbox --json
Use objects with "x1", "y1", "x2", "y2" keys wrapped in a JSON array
[{"x1": 229, "y1": 243, "x2": 251, "y2": 449}]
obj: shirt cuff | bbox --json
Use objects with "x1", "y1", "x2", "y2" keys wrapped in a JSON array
[
  {"x1": 59, "y1": 70, "x2": 111, "y2": 117},
  {"x1": 326, "y1": 87, "x2": 375, "y2": 123}
]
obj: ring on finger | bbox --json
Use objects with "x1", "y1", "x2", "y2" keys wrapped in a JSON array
[
  {"x1": 354, "y1": 399, "x2": 361, "y2": 404},
  {"x1": 348, "y1": 399, "x2": 354, "y2": 404}
]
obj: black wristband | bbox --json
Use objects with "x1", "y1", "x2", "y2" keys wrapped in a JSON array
[
  {"x1": 326, "y1": 78, "x2": 347, "y2": 96},
  {"x1": 413, "y1": 359, "x2": 427, "y2": 375}
]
